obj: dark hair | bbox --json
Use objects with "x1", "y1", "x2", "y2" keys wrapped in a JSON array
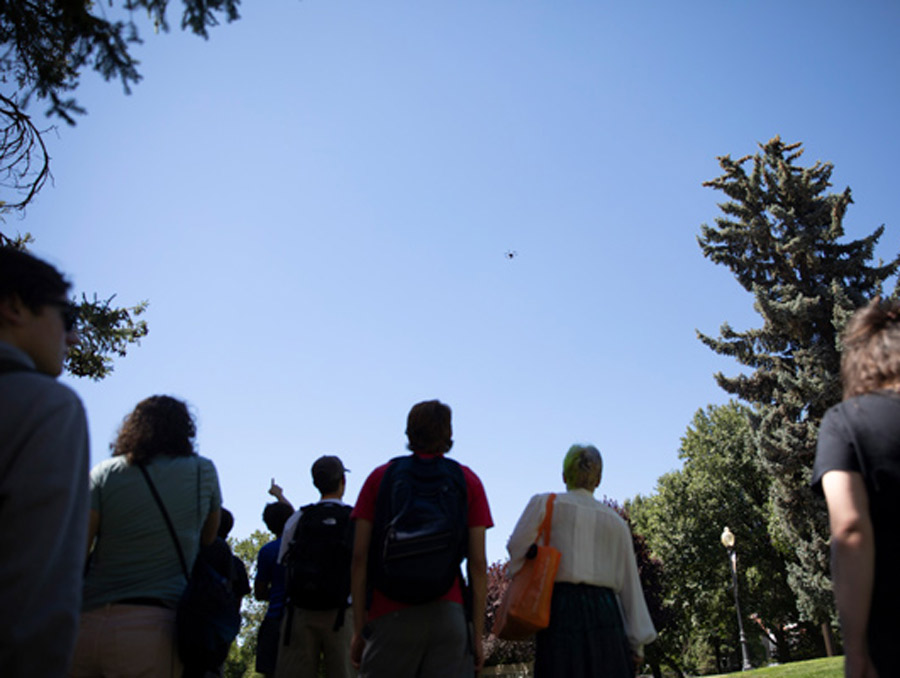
[
  {"x1": 112, "y1": 395, "x2": 197, "y2": 464},
  {"x1": 0, "y1": 247, "x2": 71, "y2": 316},
  {"x1": 406, "y1": 400, "x2": 453, "y2": 455},
  {"x1": 841, "y1": 297, "x2": 900, "y2": 399},
  {"x1": 218, "y1": 508, "x2": 234, "y2": 539},
  {"x1": 311, "y1": 455, "x2": 347, "y2": 495},
  {"x1": 262, "y1": 502, "x2": 294, "y2": 537}
]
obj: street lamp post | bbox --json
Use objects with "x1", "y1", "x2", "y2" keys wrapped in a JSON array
[{"x1": 721, "y1": 526, "x2": 752, "y2": 671}]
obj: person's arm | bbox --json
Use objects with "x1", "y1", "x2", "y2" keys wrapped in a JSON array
[
  {"x1": 467, "y1": 525, "x2": 487, "y2": 673},
  {"x1": 201, "y1": 509, "x2": 221, "y2": 546},
  {"x1": 616, "y1": 520, "x2": 656, "y2": 664},
  {"x1": 86, "y1": 509, "x2": 100, "y2": 556},
  {"x1": 254, "y1": 551, "x2": 271, "y2": 601},
  {"x1": 269, "y1": 478, "x2": 294, "y2": 511},
  {"x1": 505, "y1": 494, "x2": 544, "y2": 576},
  {"x1": 235, "y1": 558, "x2": 251, "y2": 603},
  {"x1": 0, "y1": 387, "x2": 90, "y2": 676},
  {"x1": 350, "y1": 518, "x2": 372, "y2": 670},
  {"x1": 254, "y1": 539, "x2": 275, "y2": 601},
  {"x1": 822, "y1": 470, "x2": 879, "y2": 678}
]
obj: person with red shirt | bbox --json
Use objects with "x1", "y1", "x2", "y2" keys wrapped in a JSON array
[{"x1": 349, "y1": 400, "x2": 492, "y2": 678}]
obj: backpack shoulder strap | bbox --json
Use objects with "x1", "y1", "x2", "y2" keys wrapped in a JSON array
[
  {"x1": 372, "y1": 456, "x2": 411, "y2": 520},
  {"x1": 297, "y1": 502, "x2": 319, "y2": 521},
  {"x1": 288, "y1": 503, "x2": 321, "y2": 547},
  {"x1": 380, "y1": 454, "x2": 411, "y2": 482},
  {"x1": 438, "y1": 456, "x2": 467, "y2": 489},
  {"x1": 537, "y1": 493, "x2": 557, "y2": 546}
]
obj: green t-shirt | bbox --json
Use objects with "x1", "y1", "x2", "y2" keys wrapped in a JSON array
[{"x1": 82, "y1": 454, "x2": 222, "y2": 610}]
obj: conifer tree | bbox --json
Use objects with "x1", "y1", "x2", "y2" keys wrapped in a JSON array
[{"x1": 697, "y1": 137, "x2": 899, "y2": 632}]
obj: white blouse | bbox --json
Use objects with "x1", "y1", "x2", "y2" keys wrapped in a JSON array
[{"x1": 506, "y1": 488, "x2": 657, "y2": 652}]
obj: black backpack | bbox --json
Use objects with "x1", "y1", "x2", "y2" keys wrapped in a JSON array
[
  {"x1": 369, "y1": 454, "x2": 468, "y2": 605},
  {"x1": 284, "y1": 502, "x2": 353, "y2": 610},
  {"x1": 177, "y1": 545, "x2": 243, "y2": 676}
]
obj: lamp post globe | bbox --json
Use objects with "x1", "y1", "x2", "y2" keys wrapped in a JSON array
[
  {"x1": 721, "y1": 526, "x2": 752, "y2": 671},
  {"x1": 721, "y1": 526, "x2": 735, "y2": 549}
]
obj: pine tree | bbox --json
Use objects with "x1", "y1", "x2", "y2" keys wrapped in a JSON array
[{"x1": 697, "y1": 137, "x2": 899, "y2": 632}]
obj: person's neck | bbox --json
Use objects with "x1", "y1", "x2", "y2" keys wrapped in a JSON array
[
  {"x1": 320, "y1": 492, "x2": 342, "y2": 501},
  {"x1": 881, "y1": 380, "x2": 900, "y2": 393}
]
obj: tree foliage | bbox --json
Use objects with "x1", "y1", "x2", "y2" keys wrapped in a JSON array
[
  {"x1": 628, "y1": 403, "x2": 820, "y2": 674},
  {"x1": 0, "y1": 0, "x2": 241, "y2": 211},
  {"x1": 66, "y1": 292, "x2": 148, "y2": 379},
  {"x1": 616, "y1": 501, "x2": 676, "y2": 678},
  {"x1": 227, "y1": 529, "x2": 271, "y2": 678},
  {"x1": 697, "y1": 137, "x2": 900, "y2": 624},
  {"x1": 483, "y1": 559, "x2": 536, "y2": 667},
  {"x1": 0, "y1": 93, "x2": 48, "y2": 210}
]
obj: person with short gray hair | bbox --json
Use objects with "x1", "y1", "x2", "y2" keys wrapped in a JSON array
[{"x1": 507, "y1": 443, "x2": 657, "y2": 677}]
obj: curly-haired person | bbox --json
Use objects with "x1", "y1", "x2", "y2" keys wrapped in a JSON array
[{"x1": 70, "y1": 395, "x2": 222, "y2": 678}]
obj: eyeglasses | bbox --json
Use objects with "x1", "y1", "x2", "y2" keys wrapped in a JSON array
[{"x1": 45, "y1": 300, "x2": 80, "y2": 332}]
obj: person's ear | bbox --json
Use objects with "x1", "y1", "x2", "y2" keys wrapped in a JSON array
[{"x1": 0, "y1": 295, "x2": 26, "y2": 327}]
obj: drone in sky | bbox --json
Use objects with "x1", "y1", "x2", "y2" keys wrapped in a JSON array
[{"x1": 504, "y1": 250, "x2": 518, "y2": 260}]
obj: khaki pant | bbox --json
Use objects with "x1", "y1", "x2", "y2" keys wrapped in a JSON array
[
  {"x1": 275, "y1": 606, "x2": 355, "y2": 678},
  {"x1": 69, "y1": 604, "x2": 181, "y2": 678}
]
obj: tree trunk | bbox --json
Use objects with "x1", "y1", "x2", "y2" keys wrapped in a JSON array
[
  {"x1": 821, "y1": 621, "x2": 835, "y2": 657},
  {"x1": 713, "y1": 640, "x2": 723, "y2": 673}
]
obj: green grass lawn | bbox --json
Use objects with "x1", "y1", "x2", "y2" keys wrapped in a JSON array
[{"x1": 707, "y1": 656, "x2": 842, "y2": 678}]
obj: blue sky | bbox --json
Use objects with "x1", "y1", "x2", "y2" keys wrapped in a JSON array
[{"x1": 14, "y1": 0, "x2": 900, "y2": 564}]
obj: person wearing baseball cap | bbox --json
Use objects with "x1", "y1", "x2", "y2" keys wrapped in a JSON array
[{"x1": 276, "y1": 456, "x2": 354, "y2": 678}]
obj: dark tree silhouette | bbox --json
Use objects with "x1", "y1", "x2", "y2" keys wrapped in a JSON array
[{"x1": 0, "y1": 0, "x2": 240, "y2": 211}]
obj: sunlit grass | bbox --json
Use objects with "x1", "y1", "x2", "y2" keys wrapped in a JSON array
[{"x1": 707, "y1": 656, "x2": 842, "y2": 677}]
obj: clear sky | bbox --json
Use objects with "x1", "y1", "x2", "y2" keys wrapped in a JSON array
[{"x1": 14, "y1": 0, "x2": 900, "y2": 564}]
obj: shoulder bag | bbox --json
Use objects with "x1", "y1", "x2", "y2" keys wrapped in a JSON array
[{"x1": 494, "y1": 493, "x2": 561, "y2": 640}]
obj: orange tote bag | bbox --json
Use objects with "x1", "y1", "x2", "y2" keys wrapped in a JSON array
[{"x1": 495, "y1": 493, "x2": 562, "y2": 640}]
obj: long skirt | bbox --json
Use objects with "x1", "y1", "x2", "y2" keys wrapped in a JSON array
[{"x1": 534, "y1": 582, "x2": 633, "y2": 678}]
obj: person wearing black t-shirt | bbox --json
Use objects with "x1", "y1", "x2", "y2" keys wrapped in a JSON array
[{"x1": 812, "y1": 297, "x2": 900, "y2": 678}]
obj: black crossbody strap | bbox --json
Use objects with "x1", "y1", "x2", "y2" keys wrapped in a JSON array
[{"x1": 137, "y1": 463, "x2": 190, "y2": 580}]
